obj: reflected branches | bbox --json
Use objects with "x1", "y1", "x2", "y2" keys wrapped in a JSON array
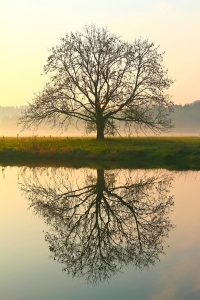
[{"x1": 19, "y1": 168, "x2": 174, "y2": 284}]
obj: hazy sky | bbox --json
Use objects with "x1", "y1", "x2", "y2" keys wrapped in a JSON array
[{"x1": 0, "y1": 0, "x2": 199, "y2": 106}]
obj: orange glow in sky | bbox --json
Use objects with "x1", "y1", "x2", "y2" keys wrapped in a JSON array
[{"x1": 0, "y1": 0, "x2": 199, "y2": 106}]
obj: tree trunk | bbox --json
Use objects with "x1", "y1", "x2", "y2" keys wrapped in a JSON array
[
  {"x1": 96, "y1": 119, "x2": 105, "y2": 139},
  {"x1": 96, "y1": 169, "x2": 105, "y2": 190}
]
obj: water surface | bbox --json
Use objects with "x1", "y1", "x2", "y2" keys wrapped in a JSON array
[{"x1": 1, "y1": 167, "x2": 200, "y2": 300}]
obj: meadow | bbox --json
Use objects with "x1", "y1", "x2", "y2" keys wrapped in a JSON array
[{"x1": 0, "y1": 136, "x2": 200, "y2": 169}]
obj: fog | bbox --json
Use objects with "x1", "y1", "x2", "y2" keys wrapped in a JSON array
[{"x1": 0, "y1": 101, "x2": 199, "y2": 137}]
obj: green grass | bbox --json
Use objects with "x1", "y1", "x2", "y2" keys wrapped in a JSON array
[{"x1": 0, "y1": 136, "x2": 200, "y2": 169}]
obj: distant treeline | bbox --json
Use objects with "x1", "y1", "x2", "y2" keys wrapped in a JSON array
[
  {"x1": 172, "y1": 100, "x2": 200, "y2": 133},
  {"x1": 0, "y1": 101, "x2": 199, "y2": 136}
]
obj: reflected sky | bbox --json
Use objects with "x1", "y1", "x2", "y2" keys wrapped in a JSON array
[{"x1": 0, "y1": 167, "x2": 200, "y2": 300}]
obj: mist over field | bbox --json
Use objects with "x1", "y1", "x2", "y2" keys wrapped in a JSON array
[{"x1": 0, "y1": 101, "x2": 199, "y2": 137}]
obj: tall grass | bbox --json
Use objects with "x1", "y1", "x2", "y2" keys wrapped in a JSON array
[{"x1": 0, "y1": 136, "x2": 200, "y2": 169}]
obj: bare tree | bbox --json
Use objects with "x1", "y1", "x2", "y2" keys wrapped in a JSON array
[
  {"x1": 20, "y1": 168, "x2": 174, "y2": 284},
  {"x1": 19, "y1": 25, "x2": 174, "y2": 139}
]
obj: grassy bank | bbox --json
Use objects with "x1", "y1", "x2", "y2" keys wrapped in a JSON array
[{"x1": 0, "y1": 136, "x2": 200, "y2": 169}]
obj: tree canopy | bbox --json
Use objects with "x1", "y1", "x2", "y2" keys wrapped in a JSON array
[{"x1": 20, "y1": 25, "x2": 174, "y2": 139}]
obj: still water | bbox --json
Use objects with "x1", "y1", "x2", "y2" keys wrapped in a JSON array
[{"x1": 0, "y1": 167, "x2": 200, "y2": 300}]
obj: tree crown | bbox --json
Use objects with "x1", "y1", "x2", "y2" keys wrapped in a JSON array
[{"x1": 20, "y1": 24, "x2": 174, "y2": 138}]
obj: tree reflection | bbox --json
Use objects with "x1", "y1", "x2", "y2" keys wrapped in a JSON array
[{"x1": 20, "y1": 168, "x2": 174, "y2": 284}]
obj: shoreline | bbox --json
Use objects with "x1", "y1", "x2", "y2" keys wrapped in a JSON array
[{"x1": 0, "y1": 136, "x2": 199, "y2": 170}]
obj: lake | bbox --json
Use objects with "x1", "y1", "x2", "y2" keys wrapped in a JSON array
[{"x1": 0, "y1": 166, "x2": 200, "y2": 300}]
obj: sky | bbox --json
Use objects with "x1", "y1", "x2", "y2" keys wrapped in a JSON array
[{"x1": 0, "y1": 0, "x2": 199, "y2": 107}]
